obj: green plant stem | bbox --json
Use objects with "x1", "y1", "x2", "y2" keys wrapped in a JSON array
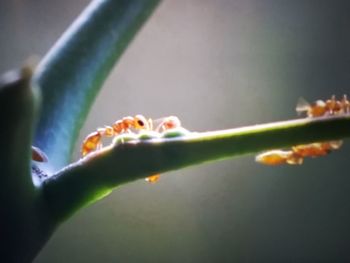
[
  {"x1": 43, "y1": 115, "x2": 350, "y2": 223},
  {"x1": 33, "y1": 0, "x2": 161, "y2": 171}
]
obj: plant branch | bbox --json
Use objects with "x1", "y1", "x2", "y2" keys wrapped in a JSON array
[{"x1": 43, "y1": 115, "x2": 350, "y2": 223}]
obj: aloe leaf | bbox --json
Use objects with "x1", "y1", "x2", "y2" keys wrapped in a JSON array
[{"x1": 32, "y1": 0, "x2": 161, "y2": 171}]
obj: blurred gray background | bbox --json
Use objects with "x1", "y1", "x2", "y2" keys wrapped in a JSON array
[{"x1": 1, "y1": 0, "x2": 350, "y2": 262}]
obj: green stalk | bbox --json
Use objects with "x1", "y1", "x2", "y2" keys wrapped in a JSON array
[{"x1": 42, "y1": 115, "x2": 350, "y2": 223}]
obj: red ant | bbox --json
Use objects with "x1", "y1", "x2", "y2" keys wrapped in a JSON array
[
  {"x1": 32, "y1": 146, "x2": 48, "y2": 162},
  {"x1": 256, "y1": 95, "x2": 348, "y2": 166},
  {"x1": 81, "y1": 115, "x2": 181, "y2": 183}
]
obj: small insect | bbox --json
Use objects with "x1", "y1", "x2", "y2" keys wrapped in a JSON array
[
  {"x1": 296, "y1": 94, "x2": 350, "y2": 117},
  {"x1": 256, "y1": 95, "x2": 348, "y2": 166},
  {"x1": 255, "y1": 150, "x2": 301, "y2": 166},
  {"x1": 32, "y1": 146, "x2": 48, "y2": 162},
  {"x1": 81, "y1": 115, "x2": 151, "y2": 156},
  {"x1": 291, "y1": 140, "x2": 343, "y2": 158},
  {"x1": 81, "y1": 115, "x2": 181, "y2": 156},
  {"x1": 255, "y1": 141, "x2": 343, "y2": 166},
  {"x1": 144, "y1": 116, "x2": 182, "y2": 184},
  {"x1": 81, "y1": 115, "x2": 182, "y2": 183}
]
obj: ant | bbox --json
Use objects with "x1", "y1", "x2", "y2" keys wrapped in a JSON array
[
  {"x1": 32, "y1": 146, "x2": 48, "y2": 162},
  {"x1": 81, "y1": 115, "x2": 150, "y2": 157},
  {"x1": 255, "y1": 141, "x2": 343, "y2": 165},
  {"x1": 256, "y1": 95, "x2": 349, "y2": 166},
  {"x1": 81, "y1": 115, "x2": 181, "y2": 156},
  {"x1": 81, "y1": 115, "x2": 182, "y2": 183}
]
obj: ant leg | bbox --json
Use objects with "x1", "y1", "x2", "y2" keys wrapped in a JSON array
[
  {"x1": 103, "y1": 126, "x2": 114, "y2": 137},
  {"x1": 148, "y1": 118, "x2": 153, "y2": 131}
]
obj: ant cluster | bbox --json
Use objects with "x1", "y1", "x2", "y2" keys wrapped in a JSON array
[
  {"x1": 32, "y1": 95, "x2": 348, "y2": 179},
  {"x1": 256, "y1": 95, "x2": 349, "y2": 166},
  {"x1": 81, "y1": 115, "x2": 182, "y2": 183},
  {"x1": 31, "y1": 116, "x2": 181, "y2": 183}
]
